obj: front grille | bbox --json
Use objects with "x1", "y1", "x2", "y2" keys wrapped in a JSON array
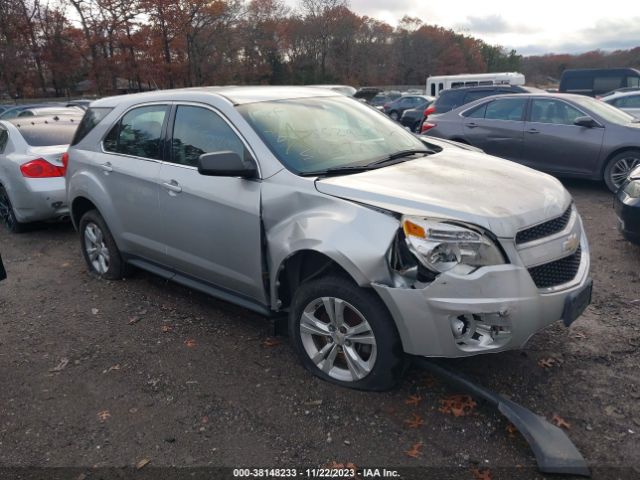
[
  {"x1": 528, "y1": 246, "x2": 582, "y2": 289},
  {"x1": 516, "y1": 205, "x2": 573, "y2": 244}
]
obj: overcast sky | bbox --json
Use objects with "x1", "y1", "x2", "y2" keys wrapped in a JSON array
[{"x1": 288, "y1": 0, "x2": 640, "y2": 56}]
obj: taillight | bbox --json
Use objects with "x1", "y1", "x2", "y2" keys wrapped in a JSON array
[
  {"x1": 420, "y1": 122, "x2": 437, "y2": 133},
  {"x1": 61, "y1": 152, "x2": 69, "y2": 175},
  {"x1": 20, "y1": 158, "x2": 65, "y2": 178},
  {"x1": 424, "y1": 105, "x2": 436, "y2": 117}
]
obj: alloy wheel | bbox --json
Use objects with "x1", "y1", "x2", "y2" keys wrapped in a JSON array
[
  {"x1": 84, "y1": 222, "x2": 110, "y2": 274},
  {"x1": 299, "y1": 296, "x2": 377, "y2": 382},
  {"x1": 610, "y1": 156, "x2": 640, "y2": 189}
]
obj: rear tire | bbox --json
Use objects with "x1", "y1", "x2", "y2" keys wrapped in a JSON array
[
  {"x1": 288, "y1": 275, "x2": 404, "y2": 391},
  {"x1": 79, "y1": 209, "x2": 129, "y2": 280},
  {"x1": 389, "y1": 111, "x2": 399, "y2": 121},
  {"x1": 0, "y1": 185, "x2": 25, "y2": 233},
  {"x1": 604, "y1": 150, "x2": 640, "y2": 192}
]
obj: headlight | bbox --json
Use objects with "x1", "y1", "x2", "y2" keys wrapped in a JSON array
[
  {"x1": 402, "y1": 216, "x2": 505, "y2": 274},
  {"x1": 623, "y1": 180, "x2": 640, "y2": 198}
]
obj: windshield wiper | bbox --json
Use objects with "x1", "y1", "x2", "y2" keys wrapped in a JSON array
[
  {"x1": 301, "y1": 149, "x2": 435, "y2": 177},
  {"x1": 300, "y1": 165, "x2": 374, "y2": 177},
  {"x1": 366, "y1": 149, "x2": 435, "y2": 167}
]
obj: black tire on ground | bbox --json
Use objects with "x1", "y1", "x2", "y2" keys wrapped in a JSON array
[
  {"x1": 288, "y1": 275, "x2": 405, "y2": 391},
  {"x1": 78, "y1": 209, "x2": 129, "y2": 280},
  {"x1": 0, "y1": 185, "x2": 25, "y2": 233},
  {"x1": 389, "y1": 111, "x2": 399, "y2": 121},
  {"x1": 604, "y1": 150, "x2": 640, "y2": 193}
]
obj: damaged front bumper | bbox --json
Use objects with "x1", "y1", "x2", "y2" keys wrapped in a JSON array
[{"x1": 373, "y1": 239, "x2": 591, "y2": 357}]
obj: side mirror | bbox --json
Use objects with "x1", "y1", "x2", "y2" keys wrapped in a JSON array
[
  {"x1": 574, "y1": 116, "x2": 599, "y2": 128},
  {"x1": 197, "y1": 151, "x2": 257, "y2": 178}
]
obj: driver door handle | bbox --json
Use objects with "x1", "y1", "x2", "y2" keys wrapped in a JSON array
[
  {"x1": 465, "y1": 122, "x2": 478, "y2": 129},
  {"x1": 163, "y1": 180, "x2": 182, "y2": 193},
  {"x1": 527, "y1": 129, "x2": 540, "y2": 134},
  {"x1": 100, "y1": 162, "x2": 113, "y2": 172}
]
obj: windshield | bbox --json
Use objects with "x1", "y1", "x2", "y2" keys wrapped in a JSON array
[
  {"x1": 572, "y1": 96, "x2": 636, "y2": 124},
  {"x1": 238, "y1": 96, "x2": 426, "y2": 174}
]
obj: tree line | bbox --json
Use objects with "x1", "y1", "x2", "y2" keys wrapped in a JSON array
[{"x1": 0, "y1": 0, "x2": 637, "y2": 99}]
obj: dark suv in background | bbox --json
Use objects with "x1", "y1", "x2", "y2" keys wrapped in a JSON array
[
  {"x1": 419, "y1": 85, "x2": 540, "y2": 133},
  {"x1": 559, "y1": 68, "x2": 640, "y2": 98}
]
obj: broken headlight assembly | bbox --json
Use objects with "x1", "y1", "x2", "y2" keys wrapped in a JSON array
[{"x1": 401, "y1": 216, "x2": 505, "y2": 275}]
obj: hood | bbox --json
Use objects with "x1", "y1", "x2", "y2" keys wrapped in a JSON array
[{"x1": 315, "y1": 148, "x2": 571, "y2": 238}]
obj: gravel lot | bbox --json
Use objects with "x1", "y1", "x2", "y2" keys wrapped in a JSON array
[{"x1": 0, "y1": 179, "x2": 638, "y2": 480}]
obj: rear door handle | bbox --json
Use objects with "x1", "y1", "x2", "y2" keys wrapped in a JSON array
[
  {"x1": 100, "y1": 162, "x2": 113, "y2": 172},
  {"x1": 527, "y1": 129, "x2": 540, "y2": 134},
  {"x1": 465, "y1": 122, "x2": 478, "y2": 129},
  {"x1": 163, "y1": 180, "x2": 182, "y2": 194}
]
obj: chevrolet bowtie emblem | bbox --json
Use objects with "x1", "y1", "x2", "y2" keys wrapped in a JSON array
[{"x1": 563, "y1": 233, "x2": 579, "y2": 253}]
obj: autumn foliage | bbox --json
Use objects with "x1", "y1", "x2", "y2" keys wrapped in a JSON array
[
  {"x1": 2, "y1": 0, "x2": 638, "y2": 99},
  {"x1": 0, "y1": 0, "x2": 527, "y2": 98}
]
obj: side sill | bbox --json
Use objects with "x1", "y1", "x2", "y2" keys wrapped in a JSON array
[{"x1": 126, "y1": 257, "x2": 274, "y2": 317}]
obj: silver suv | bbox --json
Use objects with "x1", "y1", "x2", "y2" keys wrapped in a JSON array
[{"x1": 66, "y1": 87, "x2": 592, "y2": 390}]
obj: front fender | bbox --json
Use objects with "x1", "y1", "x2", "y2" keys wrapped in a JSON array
[{"x1": 262, "y1": 174, "x2": 400, "y2": 309}]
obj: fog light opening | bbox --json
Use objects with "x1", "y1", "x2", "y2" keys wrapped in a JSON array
[
  {"x1": 451, "y1": 313, "x2": 512, "y2": 352},
  {"x1": 451, "y1": 316, "x2": 469, "y2": 339}
]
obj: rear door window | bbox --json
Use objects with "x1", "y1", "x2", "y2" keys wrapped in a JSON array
[
  {"x1": 72, "y1": 107, "x2": 113, "y2": 145},
  {"x1": 103, "y1": 105, "x2": 168, "y2": 160},
  {"x1": 484, "y1": 98, "x2": 527, "y2": 121},
  {"x1": 462, "y1": 103, "x2": 488, "y2": 119}
]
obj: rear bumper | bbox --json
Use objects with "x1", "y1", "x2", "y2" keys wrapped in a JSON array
[
  {"x1": 11, "y1": 177, "x2": 68, "y2": 223},
  {"x1": 373, "y1": 238, "x2": 591, "y2": 357}
]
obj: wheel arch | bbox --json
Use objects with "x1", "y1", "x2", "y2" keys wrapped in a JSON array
[
  {"x1": 71, "y1": 196, "x2": 98, "y2": 230},
  {"x1": 601, "y1": 146, "x2": 640, "y2": 177},
  {"x1": 274, "y1": 250, "x2": 361, "y2": 311}
]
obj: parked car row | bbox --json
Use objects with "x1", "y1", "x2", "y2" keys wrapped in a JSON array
[
  {"x1": 0, "y1": 86, "x2": 601, "y2": 391},
  {"x1": 383, "y1": 94, "x2": 433, "y2": 121}
]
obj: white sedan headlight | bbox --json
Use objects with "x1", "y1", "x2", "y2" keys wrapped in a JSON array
[
  {"x1": 402, "y1": 216, "x2": 505, "y2": 274},
  {"x1": 623, "y1": 180, "x2": 640, "y2": 198}
]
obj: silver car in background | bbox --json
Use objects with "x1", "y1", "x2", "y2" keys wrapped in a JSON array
[
  {"x1": 423, "y1": 92, "x2": 640, "y2": 191},
  {"x1": 16, "y1": 106, "x2": 84, "y2": 118},
  {"x1": 0, "y1": 115, "x2": 80, "y2": 232},
  {"x1": 601, "y1": 90, "x2": 640, "y2": 118},
  {"x1": 67, "y1": 87, "x2": 591, "y2": 390}
]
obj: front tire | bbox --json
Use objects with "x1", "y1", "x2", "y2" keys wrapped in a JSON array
[
  {"x1": 0, "y1": 185, "x2": 25, "y2": 233},
  {"x1": 79, "y1": 209, "x2": 128, "y2": 280},
  {"x1": 288, "y1": 275, "x2": 404, "y2": 390},
  {"x1": 604, "y1": 150, "x2": 640, "y2": 192}
]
